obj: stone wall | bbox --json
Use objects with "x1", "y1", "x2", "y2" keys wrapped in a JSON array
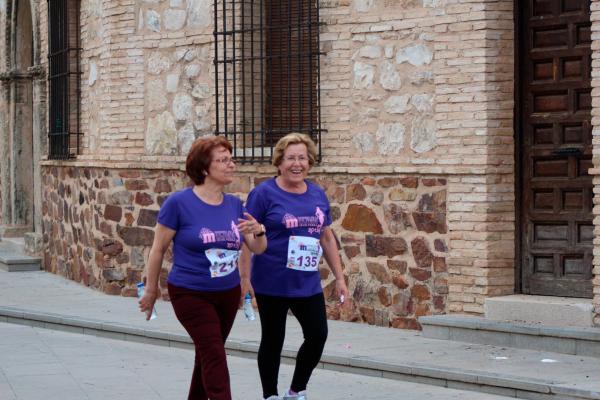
[{"x1": 42, "y1": 165, "x2": 448, "y2": 328}]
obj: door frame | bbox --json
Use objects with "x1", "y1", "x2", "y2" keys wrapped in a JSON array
[{"x1": 514, "y1": 0, "x2": 523, "y2": 294}]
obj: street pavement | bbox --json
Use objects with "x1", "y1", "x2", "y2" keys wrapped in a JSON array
[
  {"x1": 0, "y1": 322, "x2": 516, "y2": 400},
  {"x1": 1, "y1": 269, "x2": 599, "y2": 399}
]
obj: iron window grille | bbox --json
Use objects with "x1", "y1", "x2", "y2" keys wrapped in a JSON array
[
  {"x1": 214, "y1": 0, "x2": 324, "y2": 163},
  {"x1": 47, "y1": 0, "x2": 81, "y2": 159}
]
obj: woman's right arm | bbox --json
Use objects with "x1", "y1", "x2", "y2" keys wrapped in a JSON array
[
  {"x1": 238, "y1": 244, "x2": 254, "y2": 304},
  {"x1": 139, "y1": 223, "x2": 176, "y2": 319}
]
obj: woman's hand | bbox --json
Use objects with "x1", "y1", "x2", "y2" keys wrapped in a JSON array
[
  {"x1": 335, "y1": 278, "x2": 349, "y2": 305},
  {"x1": 239, "y1": 277, "x2": 255, "y2": 307},
  {"x1": 139, "y1": 288, "x2": 159, "y2": 321},
  {"x1": 237, "y1": 212, "x2": 264, "y2": 236}
]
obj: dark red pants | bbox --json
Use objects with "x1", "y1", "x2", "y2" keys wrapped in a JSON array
[{"x1": 168, "y1": 283, "x2": 241, "y2": 400}]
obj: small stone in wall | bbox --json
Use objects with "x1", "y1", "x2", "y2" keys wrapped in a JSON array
[
  {"x1": 166, "y1": 73, "x2": 180, "y2": 93},
  {"x1": 354, "y1": 0, "x2": 374, "y2": 12},
  {"x1": 433, "y1": 257, "x2": 447, "y2": 272},
  {"x1": 341, "y1": 204, "x2": 383, "y2": 233},
  {"x1": 411, "y1": 284, "x2": 431, "y2": 301},
  {"x1": 383, "y1": 203, "x2": 412, "y2": 234},
  {"x1": 410, "y1": 94, "x2": 433, "y2": 114},
  {"x1": 389, "y1": 188, "x2": 417, "y2": 201},
  {"x1": 130, "y1": 249, "x2": 146, "y2": 268},
  {"x1": 353, "y1": 62, "x2": 375, "y2": 89},
  {"x1": 366, "y1": 235, "x2": 408, "y2": 257},
  {"x1": 135, "y1": 192, "x2": 154, "y2": 206},
  {"x1": 147, "y1": 79, "x2": 167, "y2": 112},
  {"x1": 387, "y1": 259, "x2": 407, "y2": 273},
  {"x1": 138, "y1": 209, "x2": 159, "y2": 227},
  {"x1": 173, "y1": 93, "x2": 193, "y2": 121},
  {"x1": 109, "y1": 189, "x2": 133, "y2": 206},
  {"x1": 384, "y1": 95, "x2": 410, "y2": 114},
  {"x1": 378, "y1": 287, "x2": 392, "y2": 307},
  {"x1": 418, "y1": 191, "x2": 446, "y2": 213},
  {"x1": 379, "y1": 60, "x2": 401, "y2": 91},
  {"x1": 187, "y1": 0, "x2": 211, "y2": 28},
  {"x1": 366, "y1": 262, "x2": 391, "y2": 284},
  {"x1": 178, "y1": 122, "x2": 196, "y2": 154},
  {"x1": 413, "y1": 212, "x2": 447, "y2": 234},
  {"x1": 146, "y1": 10, "x2": 161, "y2": 32},
  {"x1": 396, "y1": 43, "x2": 433, "y2": 66},
  {"x1": 185, "y1": 64, "x2": 201, "y2": 77},
  {"x1": 352, "y1": 132, "x2": 374, "y2": 153},
  {"x1": 376, "y1": 123, "x2": 405, "y2": 155},
  {"x1": 411, "y1": 237, "x2": 433, "y2": 269},
  {"x1": 192, "y1": 84, "x2": 211, "y2": 99},
  {"x1": 347, "y1": 183, "x2": 367, "y2": 201},
  {"x1": 423, "y1": 0, "x2": 446, "y2": 7},
  {"x1": 104, "y1": 205, "x2": 122, "y2": 222},
  {"x1": 170, "y1": 0, "x2": 183, "y2": 6},
  {"x1": 194, "y1": 104, "x2": 211, "y2": 131},
  {"x1": 118, "y1": 226, "x2": 155, "y2": 246},
  {"x1": 147, "y1": 52, "x2": 171, "y2": 75},
  {"x1": 146, "y1": 111, "x2": 178, "y2": 155},
  {"x1": 370, "y1": 191, "x2": 384, "y2": 205},
  {"x1": 434, "y1": 239, "x2": 447, "y2": 252},
  {"x1": 356, "y1": 45, "x2": 382, "y2": 59},
  {"x1": 384, "y1": 44, "x2": 394, "y2": 59},
  {"x1": 88, "y1": 61, "x2": 98, "y2": 86},
  {"x1": 411, "y1": 115, "x2": 436, "y2": 153},
  {"x1": 164, "y1": 9, "x2": 187, "y2": 31},
  {"x1": 409, "y1": 71, "x2": 433, "y2": 86}
]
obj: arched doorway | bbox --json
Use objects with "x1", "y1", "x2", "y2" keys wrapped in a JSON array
[{"x1": 0, "y1": 0, "x2": 44, "y2": 238}]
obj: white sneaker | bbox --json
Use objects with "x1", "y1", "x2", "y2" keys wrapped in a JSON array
[
  {"x1": 264, "y1": 396, "x2": 282, "y2": 400},
  {"x1": 283, "y1": 390, "x2": 307, "y2": 400}
]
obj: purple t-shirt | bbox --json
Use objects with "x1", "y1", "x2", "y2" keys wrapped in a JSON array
[
  {"x1": 158, "y1": 187, "x2": 243, "y2": 292},
  {"x1": 245, "y1": 178, "x2": 332, "y2": 297}
]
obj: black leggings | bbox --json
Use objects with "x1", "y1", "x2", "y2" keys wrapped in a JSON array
[{"x1": 255, "y1": 293, "x2": 328, "y2": 398}]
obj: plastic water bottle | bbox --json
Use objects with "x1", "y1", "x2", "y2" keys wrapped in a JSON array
[
  {"x1": 243, "y1": 293, "x2": 256, "y2": 321},
  {"x1": 137, "y1": 282, "x2": 157, "y2": 320}
]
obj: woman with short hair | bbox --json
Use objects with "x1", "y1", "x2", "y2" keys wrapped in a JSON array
[
  {"x1": 240, "y1": 132, "x2": 349, "y2": 400},
  {"x1": 139, "y1": 136, "x2": 267, "y2": 400}
]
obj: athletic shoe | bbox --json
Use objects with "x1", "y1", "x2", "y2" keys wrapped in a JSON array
[
  {"x1": 264, "y1": 396, "x2": 282, "y2": 400},
  {"x1": 282, "y1": 390, "x2": 307, "y2": 400}
]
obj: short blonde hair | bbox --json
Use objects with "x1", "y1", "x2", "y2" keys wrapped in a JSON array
[{"x1": 272, "y1": 133, "x2": 318, "y2": 169}]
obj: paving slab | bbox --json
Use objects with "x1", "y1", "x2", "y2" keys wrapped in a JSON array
[{"x1": 0, "y1": 322, "x2": 518, "y2": 400}]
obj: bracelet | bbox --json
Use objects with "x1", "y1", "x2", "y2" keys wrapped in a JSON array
[{"x1": 254, "y1": 224, "x2": 266, "y2": 237}]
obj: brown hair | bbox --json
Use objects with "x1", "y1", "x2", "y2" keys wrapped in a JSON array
[
  {"x1": 272, "y1": 133, "x2": 317, "y2": 170},
  {"x1": 186, "y1": 136, "x2": 233, "y2": 185}
]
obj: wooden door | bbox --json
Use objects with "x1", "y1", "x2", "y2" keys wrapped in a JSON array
[{"x1": 520, "y1": 0, "x2": 593, "y2": 298}]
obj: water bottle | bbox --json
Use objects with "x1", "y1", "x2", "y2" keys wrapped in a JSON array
[
  {"x1": 243, "y1": 293, "x2": 256, "y2": 321},
  {"x1": 137, "y1": 282, "x2": 157, "y2": 320}
]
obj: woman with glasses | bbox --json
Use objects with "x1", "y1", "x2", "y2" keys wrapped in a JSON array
[
  {"x1": 240, "y1": 133, "x2": 349, "y2": 400},
  {"x1": 139, "y1": 136, "x2": 267, "y2": 400}
]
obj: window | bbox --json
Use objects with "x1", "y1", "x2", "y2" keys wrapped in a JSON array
[
  {"x1": 214, "y1": 0, "x2": 323, "y2": 163},
  {"x1": 48, "y1": 0, "x2": 81, "y2": 159}
]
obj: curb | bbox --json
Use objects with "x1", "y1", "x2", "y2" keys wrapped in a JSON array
[{"x1": 1, "y1": 306, "x2": 598, "y2": 400}]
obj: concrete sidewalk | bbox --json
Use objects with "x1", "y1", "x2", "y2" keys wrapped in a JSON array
[{"x1": 1, "y1": 270, "x2": 599, "y2": 400}]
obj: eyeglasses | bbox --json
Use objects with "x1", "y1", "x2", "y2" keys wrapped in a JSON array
[
  {"x1": 212, "y1": 156, "x2": 235, "y2": 165},
  {"x1": 283, "y1": 156, "x2": 309, "y2": 163}
]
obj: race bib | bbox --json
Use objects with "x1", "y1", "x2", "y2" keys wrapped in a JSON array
[
  {"x1": 205, "y1": 249, "x2": 239, "y2": 278},
  {"x1": 287, "y1": 236, "x2": 322, "y2": 272}
]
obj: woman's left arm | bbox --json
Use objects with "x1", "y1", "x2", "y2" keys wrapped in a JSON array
[{"x1": 320, "y1": 226, "x2": 349, "y2": 302}]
